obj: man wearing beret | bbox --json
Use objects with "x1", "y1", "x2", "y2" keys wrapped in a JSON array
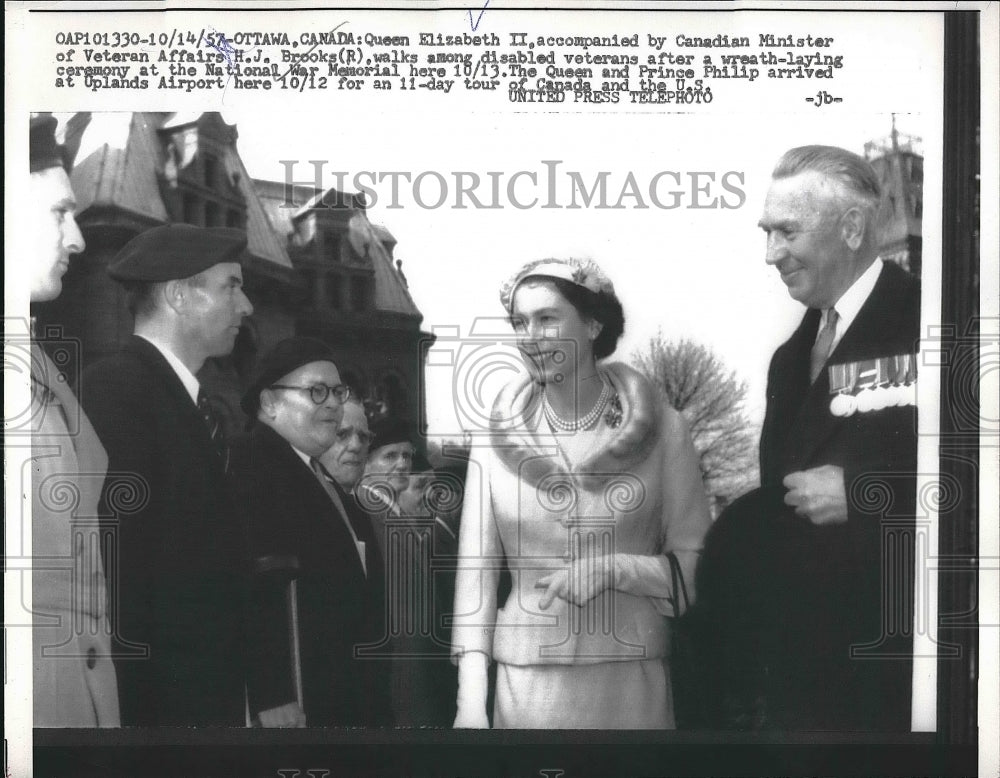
[
  {"x1": 229, "y1": 337, "x2": 390, "y2": 727},
  {"x1": 28, "y1": 114, "x2": 120, "y2": 727},
  {"x1": 699, "y1": 145, "x2": 919, "y2": 731},
  {"x1": 77, "y1": 222, "x2": 253, "y2": 725},
  {"x1": 357, "y1": 417, "x2": 458, "y2": 727}
]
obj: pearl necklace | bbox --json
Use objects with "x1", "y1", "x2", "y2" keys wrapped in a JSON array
[{"x1": 543, "y1": 377, "x2": 612, "y2": 432}]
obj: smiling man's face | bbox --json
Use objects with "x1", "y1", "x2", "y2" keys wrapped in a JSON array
[{"x1": 759, "y1": 170, "x2": 860, "y2": 310}]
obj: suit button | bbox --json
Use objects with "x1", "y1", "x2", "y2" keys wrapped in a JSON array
[{"x1": 86, "y1": 648, "x2": 97, "y2": 669}]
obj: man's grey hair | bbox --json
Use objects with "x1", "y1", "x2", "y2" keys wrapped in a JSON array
[{"x1": 772, "y1": 144, "x2": 882, "y2": 217}]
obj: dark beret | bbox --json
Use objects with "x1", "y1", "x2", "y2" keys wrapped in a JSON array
[
  {"x1": 411, "y1": 448, "x2": 432, "y2": 473},
  {"x1": 107, "y1": 224, "x2": 248, "y2": 282},
  {"x1": 369, "y1": 416, "x2": 416, "y2": 454},
  {"x1": 30, "y1": 115, "x2": 67, "y2": 173},
  {"x1": 241, "y1": 336, "x2": 338, "y2": 417}
]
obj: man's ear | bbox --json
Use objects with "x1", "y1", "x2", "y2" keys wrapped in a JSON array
[
  {"x1": 258, "y1": 388, "x2": 278, "y2": 419},
  {"x1": 588, "y1": 318, "x2": 604, "y2": 341},
  {"x1": 162, "y1": 279, "x2": 187, "y2": 315},
  {"x1": 841, "y1": 207, "x2": 866, "y2": 251}
]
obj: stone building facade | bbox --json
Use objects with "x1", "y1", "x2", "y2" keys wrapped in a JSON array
[
  {"x1": 33, "y1": 111, "x2": 432, "y2": 434},
  {"x1": 866, "y1": 126, "x2": 923, "y2": 277}
]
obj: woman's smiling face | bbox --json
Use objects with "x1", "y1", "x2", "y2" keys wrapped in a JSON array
[{"x1": 510, "y1": 279, "x2": 597, "y2": 385}]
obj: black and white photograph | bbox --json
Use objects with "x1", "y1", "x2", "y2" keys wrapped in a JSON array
[{"x1": 4, "y1": 2, "x2": 996, "y2": 776}]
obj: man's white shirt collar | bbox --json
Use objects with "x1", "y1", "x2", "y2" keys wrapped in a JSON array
[
  {"x1": 824, "y1": 258, "x2": 884, "y2": 352},
  {"x1": 138, "y1": 334, "x2": 200, "y2": 404},
  {"x1": 289, "y1": 445, "x2": 312, "y2": 468}
]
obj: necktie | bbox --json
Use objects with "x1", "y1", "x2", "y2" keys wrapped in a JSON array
[
  {"x1": 810, "y1": 308, "x2": 840, "y2": 383},
  {"x1": 197, "y1": 389, "x2": 229, "y2": 471},
  {"x1": 310, "y1": 458, "x2": 368, "y2": 575}
]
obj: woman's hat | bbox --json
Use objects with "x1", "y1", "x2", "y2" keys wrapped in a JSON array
[
  {"x1": 368, "y1": 416, "x2": 416, "y2": 454},
  {"x1": 499, "y1": 258, "x2": 616, "y2": 313}
]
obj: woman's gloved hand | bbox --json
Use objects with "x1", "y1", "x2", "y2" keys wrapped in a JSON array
[{"x1": 453, "y1": 651, "x2": 490, "y2": 728}]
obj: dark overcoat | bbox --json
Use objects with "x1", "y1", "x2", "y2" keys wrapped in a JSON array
[
  {"x1": 78, "y1": 336, "x2": 247, "y2": 726},
  {"x1": 229, "y1": 424, "x2": 391, "y2": 727},
  {"x1": 700, "y1": 261, "x2": 920, "y2": 731}
]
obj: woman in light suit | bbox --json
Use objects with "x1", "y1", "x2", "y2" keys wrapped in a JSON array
[
  {"x1": 29, "y1": 114, "x2": 119, "y2": 727},
  {"x1": 451, "y1": 258, "x2": 711, "y2": 729}
]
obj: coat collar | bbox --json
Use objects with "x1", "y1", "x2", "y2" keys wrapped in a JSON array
[
  {"x1": 488, "y1": 362, "x2": 661, "y2": 490},
  {"x1": 125, "y1": 335, "x2": 200, "y2": 413}
]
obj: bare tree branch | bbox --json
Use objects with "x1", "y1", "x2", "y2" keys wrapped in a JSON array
[{"x1": 631, "y1": 335, "x2": 759, "y2": 513}]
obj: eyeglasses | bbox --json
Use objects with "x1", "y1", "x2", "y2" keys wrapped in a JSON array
[{"x1": 270, "y1": 383, "x2": 351, "y2": 405}]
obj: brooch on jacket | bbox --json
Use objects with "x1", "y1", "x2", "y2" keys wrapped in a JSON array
[
  {"x1": 604, "y1": 392, "x2": 623, "y2": 429},
  {"x1": 828, "y1": 354, "x2": 917, "y2": 417}
]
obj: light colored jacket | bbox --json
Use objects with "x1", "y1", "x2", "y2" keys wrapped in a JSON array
[
  {"x1": 31, "y1": 345, "x2": 119, "y2": 726},
  {"x1": 452, "y1": 362, "x2": 711, "y2": 667}
]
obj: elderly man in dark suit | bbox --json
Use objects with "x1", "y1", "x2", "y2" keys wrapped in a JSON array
[
  {"x1": 699, "y1": 145, "x2": 920, "y2": 731},
  {"x1": 230, "y1": 337, "x2": 390, "y2": 728},
  {"x1": 78, "y1": 223, "x2": 254, "y2": 726}
]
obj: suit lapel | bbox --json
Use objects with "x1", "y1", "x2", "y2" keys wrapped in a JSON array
[
  {"x1": 127, "y1": 336, "x2": 223, "y2": 476},
  {"x1": 785, "y1": 266, "x2": 903, "y2": 470},
  {"x1": 259, "y1": 426, "x2": 368, "y2": 581},
  {"x1": 127, "y1": 336, "x2": 199, "y2": 414}
]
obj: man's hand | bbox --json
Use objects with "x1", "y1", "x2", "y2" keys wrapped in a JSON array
[
  {"x1": 536, "y1": 554, "x2": 615, "y2": 609},
  {"x1": 256, "y1": 702, "x2": 306, "y2": 728},
  {"x1": 783, "y1": 465, "x2": 848, "y2": 525}
]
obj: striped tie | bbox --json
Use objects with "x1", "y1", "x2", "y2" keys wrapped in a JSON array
[
  {"x1": 810, "y1": 308, "x2": 840, "y2": 383},
  {"x1": 310, "y1": 458, "x2": 368, "y2": 575},
  {"x1": 197, "y1": 389, "x2": 229, "y2": 472}
]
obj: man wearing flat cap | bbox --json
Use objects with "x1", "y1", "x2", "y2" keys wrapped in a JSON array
[
  {"x1": 28, "y1": 114, "x2": 120, "y2": 727},
  {"x1": 229, "y1": 337, "x2": 390, "y2": 727},
  {"x1": 77, "y1": 222, "x2": 254, "y2": 725}
]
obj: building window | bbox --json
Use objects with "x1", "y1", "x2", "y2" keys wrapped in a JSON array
[
  {"x1": 183, "y1": 193, "x2": 202, "y2": 225},
  {"x1": 205, "y1": 200, "x2": 222, "y2": 227},
  {"x1": 375, "y1": 373, "x2": 408, "y2": 420},
  {"x1": 226, "y1": 209, "x2": 244, "y2": 229},
  {"x1": 351, "y1": 277, "x2": 370, "y2": 312},
  {"x1": 204, "y1": 154, "x2": 218, "y2": 188},
  {"x1": 327, "y1": 274, "x2": 340, "y2": 310},
  {"x1": 328, "y1": 232, "x2": 342, "y2": 263}
]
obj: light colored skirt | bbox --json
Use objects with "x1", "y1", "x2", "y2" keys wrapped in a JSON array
[{"x1": 493, "y1": 659, "x2": 673, "y2": 729}]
